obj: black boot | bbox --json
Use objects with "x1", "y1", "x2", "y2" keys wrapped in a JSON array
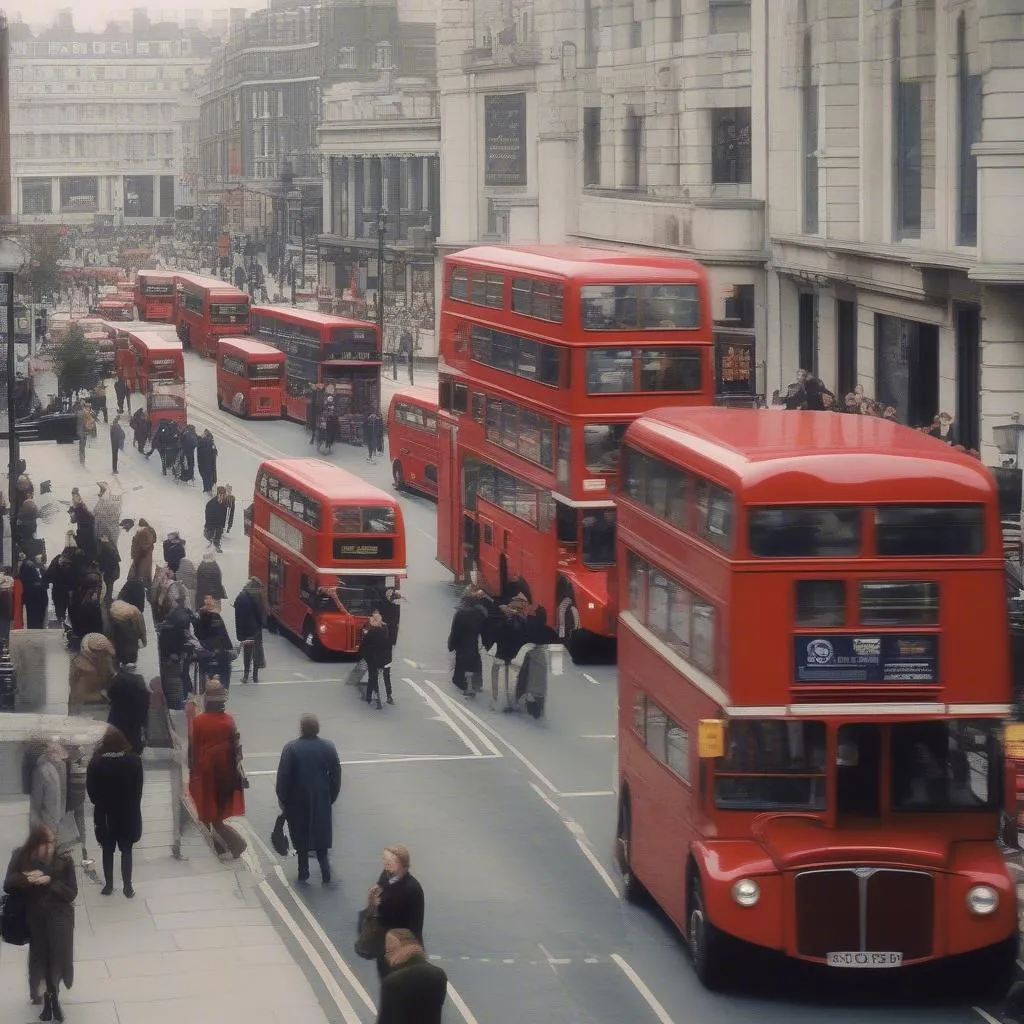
[
  {"x1": 51, "y1": 993, "x2": 64, "y2": 1023},
  {"x1": 39, "y1": 992, "x2": 53, "y2": 1021}
]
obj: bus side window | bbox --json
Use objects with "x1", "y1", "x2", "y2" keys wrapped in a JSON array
[{"x1": 300, "y1": 574, "x2": 315, "y2": 606}]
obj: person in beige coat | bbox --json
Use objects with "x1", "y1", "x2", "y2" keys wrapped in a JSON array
[
  {"x1": 68, "y1": 633, "x2": 117, "y2": 720},
  {"x1": 129, "y1": 519, "x2": 157, "y2": 588},
  {"x1": 107, "y1": 600, "x2": 147, "y2": 667}
]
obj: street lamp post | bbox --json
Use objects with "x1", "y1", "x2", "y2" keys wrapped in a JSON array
[
  {"x1": 376, "y1": 208, "x2": 387, "y2": 352},
  {"x1": 994, "y1": 413, "x2": 1024, "y2": 564},
  {"x1": 0, "y1": 237, "x2": 28, "y2": 569}
]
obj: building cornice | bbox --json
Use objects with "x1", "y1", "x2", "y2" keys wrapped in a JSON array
[
  {"x1": 572, "y1": 231, "x2": 769, "y2": 266},
  {"x1": 771, "y1": 232, "x2": 977, "y2": 272},
  {"x1": 967, "y1": 263, "x2": 1024, "y2": 285}
]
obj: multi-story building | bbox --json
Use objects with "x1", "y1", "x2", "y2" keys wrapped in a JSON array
[
  {"x1": 317, "y1": 0, "x2": 440, "y2": 352},
  {"x1": 437, "y1": 0, "x2": 768, "y2": 396},
  {"x1": 10, "y1": 11, "x2": 213, "y2": 225},
  {"x1": 766, "y1": 0, "x2": 1024, "y2": 461}
]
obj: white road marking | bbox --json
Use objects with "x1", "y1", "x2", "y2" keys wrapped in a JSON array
[
  {"x1": 424, "y1": 680, "x2": 559, "y2": 793},
  {"x1": 576, "y1": 841, "x2": 621, "y2": 897},
  {"x1": 582, "y1": 734, "x2": 616, "y2": 740},
  {"x1": 610, "y1": 954, "x2": 676, "y2": 1024},
  {"x1": 582, "y1": 673, "x2": 601, "y2": 685},
  {"x1": 256, "y1": 879, "x2": 365, "y2": 1024},
  {"x1": 402, "y1": 657, "x2": 419, "y2": 668},
  {"x1": 972, "y1": 1010, "x2": 1001, "y2": 1024},
  {"x1": 559, "y1": 790, "x2": 615, "y2": 798},
  {"x1": 404, "y1": 677, "x2": 483, "y2": 756},
  {"x1": 244, "y1": 677, "x2": 338, "y2": 686},
  {"x1": 428, "y1": 686, "x2": 502, "y2": 757},
  {"x1": 529, "y1": 782, "x2": 561, "y2": 813},
  {"x1": 245, "y1": 753, "x2": 501, "y2": 775}
]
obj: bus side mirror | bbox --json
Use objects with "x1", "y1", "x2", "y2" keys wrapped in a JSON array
[{"x1": 698, "y1": 720, "x2": 725, "y2": 759}]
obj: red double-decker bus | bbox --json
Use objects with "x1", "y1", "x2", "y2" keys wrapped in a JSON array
[
  {"x1": 93, "y1": 296, "x2": 134, "y2": 321},
  {"x1": 387, "y1": 386, "x2": 439, "y2": 498},
  {"x1": 615, "y1": 408, "x2": 1017, "y2": 993},
  {"x1": 127, "y1": 330, "x2": 187, "y2": 425},
  {"x1": 435, "y1": 245, "x2": 714, "y2": 660},
  {"x1": 174, "y1": 273, "x2": 250, "y2": 357},
  {"x1": 216, "y1": 337, "x2": 286, "y2": 419},
  {"x1": 249, "y1": 305, "x2": 381, "y2": 434},
  {"x1": 134, "y1": 270, "x2": 177, "y2": 322}
]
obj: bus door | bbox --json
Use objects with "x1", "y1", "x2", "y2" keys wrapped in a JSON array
[
  {"x1": 267, "y1": 551, "x2": 286, "y2": 621},
  {"x1": 436, "y1": 414, "x2": 462, "y2": 575},
  {"x1": 475, "y1": 510, "x2": 501, "y2": 596}
]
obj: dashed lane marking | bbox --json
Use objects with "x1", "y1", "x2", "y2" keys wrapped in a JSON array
[
  {"x1": 245, "y1": 753, "x2": 501, "y2": 776},
  {"x1": 582, "y1": 734, "x2": 616, "y2": 740},
  {"x1": 582, "y1": 673, "x2": 601, "y2": 685},
  {"x1": 559, "y1": 790, "x2": 615, "y2": 798},
  {"x1": 611, "y1": 954, "x2": 677, "y2": 1024}
]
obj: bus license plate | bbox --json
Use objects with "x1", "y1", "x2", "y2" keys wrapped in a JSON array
[{"x1": 827, "y1": 952, "x2": 903, "y2": 968}]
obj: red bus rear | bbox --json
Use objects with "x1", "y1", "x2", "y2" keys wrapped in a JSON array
[
  {"x1": 174, "y1": 273, "x2": 250, "y2": 357},
  {"x1": 216, "y1": 336, "x2": 286, "y2": 419},
  {"x1": 615, "y1": 408, "x2": 1016, "y2": 992},
  {"x1": 246, "y1": 459, "x2": 406, "y2": 659},
  {"x1": 127, "y1": 330, "x2": 187, "y2": 425},
  {"x1": 435, "y1": 245, "x2": 714, "y2": 660},
  {"x1": 249, "y1": 305, "x2": 381, "y2": 432},
  {"x1": 387, "y1": 386, "x2": 439, "y2": 498},
  {"x1": 134, "y1": 270, "x2": 177, "y2": 322}
]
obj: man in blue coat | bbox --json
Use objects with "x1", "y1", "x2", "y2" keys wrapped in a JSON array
[{"x1": 275, "y1": 714, "x2": 342, "y2": 884}]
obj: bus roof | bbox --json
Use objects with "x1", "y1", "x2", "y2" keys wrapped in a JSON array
[
  {"x1": 388, "y1": 385, "x2": 438, "y2": 408},
  {"x1": 628, "y1": 408, "x2": 996, "y2": 505},
  {"x1": 447, "y1": 245, "x2": 706, "y2": 284},
  {"x1": 174, "y1": 272, "x2": 248, "y2": 296},
  {"x1": 129, "y1": 331, "x2": 184, "y2": 355},
  {"x1": 251, "y1": 305, "x2": 375, "y2": 330},
  {"x1": 218, "y1": 336, "x2": 284, "y2": 359},
  {"x1": 137, "y1": 269, "x2": 175, "y2": 279},
  {"x1": 259, "y1": 459, "x2": 400, "y2": 504}
]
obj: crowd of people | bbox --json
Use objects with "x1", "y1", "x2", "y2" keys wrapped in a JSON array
[{"x1": 303, "y1": 382, "x2": 386, "y2": 462}]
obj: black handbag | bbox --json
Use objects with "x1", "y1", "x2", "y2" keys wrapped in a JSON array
[
  {"x1": 270, "y1": 814, "x2": 289, "y2": 857},
  {"x1": 354, "y1": 905, "x2": 384, "y2": 960},
  {"x1": 0, "y1": 889, "x2": 30, "y2": 946}
]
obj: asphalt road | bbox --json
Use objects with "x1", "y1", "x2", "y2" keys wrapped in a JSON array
[{"x1": 95, "y1": 352, "x2": 1007, "y2": 1024}]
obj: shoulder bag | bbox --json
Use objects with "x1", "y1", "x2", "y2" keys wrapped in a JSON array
[
  {"x1": 354, "y1": 903, "x2": 385, "y2": 960},
  {"x1": 0, "y1": 889, "x2": 30, "y2": 946}
]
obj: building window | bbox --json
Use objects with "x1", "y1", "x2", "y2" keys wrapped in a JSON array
[
  {"x1": 894, "y1": 79, "x2": 922, "y2": 238},
  {"x1": 798, "y1": 292, "x2": 817, "y2": 378},
  {"x1": 711, "y1": 107, "x2": 751, "y2": 185},
  {"x1": 583, "y1": 0, "x2": 599, "y2": 67},
  {"x1": 875, "y1": 314, "x2": 938, "y2": 428},
  {"x1": 671, "y1": 0, "x2": 683, "y2": 43},
  {"x1": 956, "y1": 14, "x2": 981, "y2": 247},
  {"x1": 631, "y1": 16, "x2": 642, "y2": 48},
  {"x1": 583, "y1": 107, "x2": 601, "y2": 186},
  {"x1": 802, "y1": 33, "x2": 819, "y2": 234},
  {"x1": 709, "y1": 0, "x2": 751, "y2": 35},
  {"x1": 624, "y1": 109, "x2": 644, "y2": 190},
  {"x1": 375, "y1": 43, "x2": 393, "y2": 70}
]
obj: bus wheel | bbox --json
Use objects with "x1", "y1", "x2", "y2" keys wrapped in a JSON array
[
  {"x1": 688, "y1": 874, "x2": 729, "y2": 990},
  {"x1": 392, "y1": 460, "x2": 405, "y2": 491},
  {"x1": 302, "y1": 619, "x2": 326, "y2": 662},
  {"x1": 615, "y1": 794, "x2": 644, "y2": 903}
]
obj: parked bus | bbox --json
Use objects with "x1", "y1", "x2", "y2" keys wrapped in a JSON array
[
  {"x1": 92, "y1": 296, "x2": 134, "y2": 321},
  {"x1": 174, "y1": 272, "x2": 250, "y2": 357},
  {"x1": 249, "y1": 305, "x2": 381, "y2": 434},
  {"x1": 245, "y1": 458, "x2": 406, "y2": 659},
  {"x1": 435, "y1": 245, "x2": 714, "y2": 660},
  {"x1": 216, "y1": 336, "x2": 286, "y2": 419},
  {"x1": 387, "y1": 386, "x2": 439, "y2": 498},
  {"x1": 614, "y1": 407, "x2": 1016, "y2": 992},
  {"x1": 126, "y1": 331, "x2": 186, "y2": 425},
  {"x1": 134, "y1": 270, "x2": 177, "y2": 322}
]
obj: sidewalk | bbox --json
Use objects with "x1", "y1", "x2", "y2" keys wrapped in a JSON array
[{"x1": 0, "y1": 758, "x2": 331, "y2": 1024}]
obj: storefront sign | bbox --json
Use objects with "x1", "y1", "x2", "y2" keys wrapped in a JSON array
[
  {"x1": 794, "y1": 634, "x2": 938, "y2": 683},
  {"x1": 485, "y1": 93, "x2": 527, "y2": 187}
]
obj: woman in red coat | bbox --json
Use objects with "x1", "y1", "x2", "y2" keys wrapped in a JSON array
[{"x1": 188, "y1": 679, "x2": 246, "y2": 856}]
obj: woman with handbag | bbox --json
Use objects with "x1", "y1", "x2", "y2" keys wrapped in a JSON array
[
  {"x1": 86, "y1": 726, "x2": 143, "y2": 898},
  {"x1": 3, "y1": 824, "x2": 78, "y2": 1021},
  {"x1": 366, "y1": 844, "x2": 425, "y2": 980},
  {"x1": 233, "y1": 577, "x2": 266, "y2": 685}
]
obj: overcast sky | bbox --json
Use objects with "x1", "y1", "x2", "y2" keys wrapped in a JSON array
[{"x1": 9, "y1": 2, "x2": 266, "y2": 34}]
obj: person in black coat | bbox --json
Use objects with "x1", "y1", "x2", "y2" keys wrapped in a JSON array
[
  {"x1": 490, "y1": 594, "x2": 530, "y2": 712},
  {"x1": 45, "y1": 548, "x2": 78, "y2": 626},
  {"x1": 233, "y1": 578, "x2": 265, "y2": 684},
  {"x1": 365, "y1": 407, "x2": 384, "y2": 464},
  {"x1": 97, "y1": 535, "x2": 121, "y2": 606},
  {"x1": 377, "y1": 930, "x2": 447, "y2": 1024},
  {"x1": 130, "y1": 409, "x2": 150, "y2": 453},
  {"x1": 178, "y1": 425, "x2": 198, "y2": 483},
  {"x1": 275, "y1": 714, "x2": 341, "y2": 884},
  {"x1": 195, "y1": 553, "x2": 227, "y2": 610},
  {"x1": 107, "y1": 664, "x2": 150, "y2": 755},
  {"x1": 196, "y1": 596, "x2": 236, "y2": 688},
  {"x1": 116, "y1": 575, "x2": 147, "y2": 615},
  {"x1": 196, "y1": 429, "x2": 218, "y2": 493},
  {"x1": 162, "y1": 532, "x2": 186, "y2": 573},
  {"x1": 86, "y1": 726, "x2": 143, "y2": 898},
  {"x1": 369, "y1": 844, "x2": 425, "y2": 979},
  {"x1": 70, "y1": 497, "x2": 97, "y2": 560},
  {"x1": 69, "y1": 590, "x2": 105, "y2": 642},
  {"x1": 447, "y1": 595, "x2": 485, "y2": 696},
  {"x1": 18, "y1": 554, "x2": 48, "y2": 628},
  {"x1": 359, "y1": 611, "x2": 393, "y2": 708},
  {"x1": 204, "y1": 489, "x2": 229, "y2": 552}
]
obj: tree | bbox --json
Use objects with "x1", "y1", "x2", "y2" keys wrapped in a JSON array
[
  {"x1": 53, "y1": 323, "x2": 98, "y2": 397},
  {"x1": 19, "y1": 227, "x2": 64, "y2": 304}
]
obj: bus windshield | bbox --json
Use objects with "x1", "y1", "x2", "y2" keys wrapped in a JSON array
[{"x1": 332, "y1": 506, "x2": 397, "y2": 534}]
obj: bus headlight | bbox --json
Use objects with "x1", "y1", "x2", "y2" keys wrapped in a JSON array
[
  {"x1": 731, "y1": 878, "x2": 760, "y2": 908},
  {"x1": 318, "y1": 623, "x2": 328, "y2": 635},
  {"x1": 966, "y1": 885, "x2": 999, "y2": 916}
]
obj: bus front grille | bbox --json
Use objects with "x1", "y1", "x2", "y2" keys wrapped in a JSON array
[{"x1": 795, "y1": 868, "x2": 933, "y2": 960}]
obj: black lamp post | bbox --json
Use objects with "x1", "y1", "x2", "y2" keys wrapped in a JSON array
[{"x1": 376, "y1": 208, "x2": 387, "y2": 345}]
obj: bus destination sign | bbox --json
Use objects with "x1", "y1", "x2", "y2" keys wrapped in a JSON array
[{"x1": 794, "y1": 634, "x2": 938, "y2": 683}]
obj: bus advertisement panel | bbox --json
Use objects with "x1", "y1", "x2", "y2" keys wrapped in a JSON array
[
  {"x1": 134, "y1": 270, "x2": 177, "y2": 322},
  {"x1": 216, "y1": 336, "x2": 286, "y2": 419},
  {"x1": 246, "y1": 459, "x2": 406, "y2": 659},
  {"x1": 174, "y1": 272, "x2": 250, "y2": 357},
  {"x1": 435, "y1": 245, "x2": 714, "y2": 661},
  {"x1": 386, "y1": 386, "x2": 439, "y2": 498},
  {"x1": 614, "y1": 408, "x2": 1016, "y2": 993}
]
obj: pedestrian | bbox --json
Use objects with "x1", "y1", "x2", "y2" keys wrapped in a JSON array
[
  {"x1": 195, "y1": 551, "x2": 226, "y2": 610},
  {"x1": 306, "y1": 385, "x2": 321, "y2": 446},
  {"x1": 188, "y1": 679, "x2": 247, "y2": 859},
  {"x1": 109, "y1": 415, "x2": 125, "y2": 475},
  {"x1": 107, "y1": 598, "x2": 147, "y2": 667},
  {"x1": 149, "y1": 565, "x2": 176, "y2": 627},
  {"x1": 3, "y1": 824, "x2": 77, "y2": 1022},
  {"x1": 163, "y1": 531, "x2": 186, "y2": 573},
  {"x1": 490, "y1": 594, "x2": 530, "y2": 712},
  {"x1": 16, "y1": 491, "x2": 40, "y2": 557},
  {"x1": 68, "y1": 584, "x2": 104, "y2": 644},
  {"x1": 113, "y1": 375, "x2": 127, "y2": 416},
  {"x1": 45, "y1": 547, "x2": 75, "y2": 627},
  {"x1": 178, "y1": 424, "x2": 198, "y2": 483},
  {"x1": 90, "y1": 380, "x2": 108, "y2": 424},
  {"x1": 18, "y1": 553, "x2": 49, "y2": 629},
  {"x1": 398, "y1": 330, "x2": 414, "y2": 383},
  {"x1": 64, "y1": 745, "x2": 93, "y2": 876},
  {"x1": 275, "y1": 714, "x2": 341, "y2": 885},
  {"x1": 223, "y1": 484, "x2": 237, "y2": 534},
  {"x1": 130, "y1": 408, "x2": 150, "y2": 453},
  {"x1": 86, "y1": 725, "x2": 143, "y2": 898},
  {"x1": 233, "y1": 576, "x2": 266, "y2": 684},
  {"x1": 129, "y1": 518, "x2": 157, "y2": 588},
  {"x1": 175, "y1": 553, "x2": 197, "y2": 611},
  {"x1": 69, "y1": 491, "x2": 97, "y2": 560},
  {"x1": 149, "y1": 419, "x2": 180, "y2": 477},
  {"x1": 447, "y1": 594, "x2": 485, "y2": 698},
  {"x1": 116, "y1": 575, "x2": 147, "y2": 615},
  {"x1": 196, "y1": 428, "x2": 218, "y2": 493},
  {"x1": 376, "y1": 584, "x2": 403, "y2": 649},
  {"x1": 28, "y1": 742, "x2": 68, "y2": 839},
  {"x1": 359, "y1": 610, "x2": 393, "y2": 709},
  {"x1": 93, "y1": 483, "x2": 122, "y2": 553},
  {"x1": 196, "y1": 595, "x2": 237, "y2": 689},
  {"x1": 106, "y1": 660, "x2": 150, "y2": 755},
  {"x1": 204, "y1": 487, "x2": 228, "y2": 552},
  {"x1": 68, "y1": 633, "x2": 117, "y2": 719},
  {"x1": 75, "y1": 399, "x2": 89, "y2": 466},
  {"x1": 515, "y1": 607, "x2": 557, "y2": 719},
  {"x1": 365, "y1": 406, "x2": 384, "y2": 464},
  {"x1": 376, "y1": 929, "x2": 448, "y2": 1024},
  {"x1": 367, "y1": 844, "x2": 425, "y2": 979}
]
